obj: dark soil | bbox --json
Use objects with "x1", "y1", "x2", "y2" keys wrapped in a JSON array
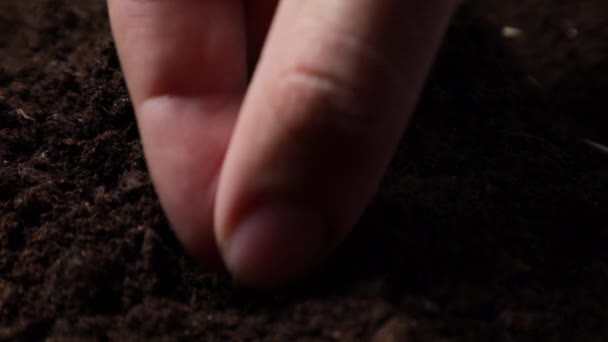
[{"x1": 2, "y1": 0, "x2": 608, "y2": 340}]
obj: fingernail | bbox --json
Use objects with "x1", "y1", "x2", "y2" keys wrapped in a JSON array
[{"x1": 222, "y1": 202, "x2": 327, "y2": 288}]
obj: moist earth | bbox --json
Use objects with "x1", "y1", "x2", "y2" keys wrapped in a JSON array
[{"x1": 1, "y1": 0, "x2": 608, "y2": 340}]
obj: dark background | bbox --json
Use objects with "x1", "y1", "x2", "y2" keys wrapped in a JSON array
[{"x1": 1, "y1": 0, "x2": 608, "y2": 340}]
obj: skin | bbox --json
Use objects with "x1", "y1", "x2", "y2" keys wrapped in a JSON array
[{"x1": 108, "y1": 0, "x2": 460, "y2": 288}]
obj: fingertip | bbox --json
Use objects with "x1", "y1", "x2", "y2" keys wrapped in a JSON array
[
  {"x1": 219, "y1": 202, "x2": 329, "y2": 288},
  {"x1": 135, "y1": 95, "x2": 240, "y2": 271}
]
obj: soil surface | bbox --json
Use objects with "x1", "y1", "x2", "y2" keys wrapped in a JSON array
[{"x1": 2, "y1": 0, "x2": 608, "y2": 340}]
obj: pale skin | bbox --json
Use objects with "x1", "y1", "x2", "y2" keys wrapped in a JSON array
[{"x1": 108, "y1": 0, "x2": 460, "y2": 288}]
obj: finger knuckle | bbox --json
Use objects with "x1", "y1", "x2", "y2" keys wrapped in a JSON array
[{"x1": 273, "y1": 60, "x2": 375, "y2": 139}]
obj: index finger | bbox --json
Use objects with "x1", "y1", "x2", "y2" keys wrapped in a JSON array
[{"x1": 107, "y1": 0, "x2": 246, "y2": 265}]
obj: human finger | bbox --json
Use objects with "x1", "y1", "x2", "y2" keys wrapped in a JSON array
[
  {"x1": 108, "y1": 0, "x2": 247, "y2": 266},
  {"x1": 215, "y1": 0, "x2": 460, "y2": 287}
]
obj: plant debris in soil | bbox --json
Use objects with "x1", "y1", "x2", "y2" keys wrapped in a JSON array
[{"x1": 1, "y1": 0, "x2": 608, "y2": 340}]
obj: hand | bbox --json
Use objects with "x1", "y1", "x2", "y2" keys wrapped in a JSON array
[{"x1": 108, "y1": 0, "x2": 459, "y2": 288}]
